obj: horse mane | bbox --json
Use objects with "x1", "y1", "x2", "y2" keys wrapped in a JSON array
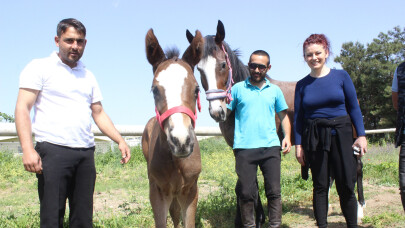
[
  {"x1": 203, "y1": 35, "x2": 249, "y2": 84},
  {"x1": 165, "y1": 47, "x2": 180, "y2": 59}
]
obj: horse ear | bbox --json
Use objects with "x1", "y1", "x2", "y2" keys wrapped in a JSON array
[
  {"x1": 186, "y1": 29, "x2": 194, "y2": 44},
  {"x1": 145, "y1": 29, "x2": 166, "y2": 71},
  {"x1": 182, "y1": 30, "x2": 204, "y2": 69},
  {"x1": 215, "y1": 20, "x2": 225, "y2": 44}
]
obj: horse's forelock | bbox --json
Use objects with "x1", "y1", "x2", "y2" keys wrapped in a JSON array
[
  {"x1": 202, "y1": 35, "x2": 217, "y2": 59},
  {"x1": 165, "y1": 47, "x2": 180, "y2": 59}
]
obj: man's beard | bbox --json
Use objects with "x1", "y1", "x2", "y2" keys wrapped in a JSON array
[{"x1": 251, "y1": 72, "x2": 266, "y2": 82}]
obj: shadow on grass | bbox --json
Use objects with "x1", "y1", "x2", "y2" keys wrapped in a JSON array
[
  {"x1": 283, "y1": 200, "x2": 314, "y2": 216},
  {"x1": 282, "y1": 201, "x2": 372, "y2": 228},
  {"x1": 328, "y1": 222, "x2": 372, "y2": 228}
]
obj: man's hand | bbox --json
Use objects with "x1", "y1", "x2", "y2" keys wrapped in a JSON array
[
  {"x1": 277, "y1": 110, "x2": 292, "y2": 155},
  {"x1": 281, "y1": 137, "x2": 291, "y2": 154},
  {"x1": 118, "y1": 141, "x2": 131, "y2": 164},
  {"x1": 22, "y1": 148, "x2": 42, "y2": 174}
]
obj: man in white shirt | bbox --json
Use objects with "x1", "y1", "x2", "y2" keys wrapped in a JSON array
[{"x1": 14, "y1": 18, "x2": 131, "y2": 227}]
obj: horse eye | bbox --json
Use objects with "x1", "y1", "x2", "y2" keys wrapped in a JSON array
[
  {"x1": 221, "y1": 62, "x2": 227, "y2": 69},
  {"x1": 195, "y1": 86, "x2": 200, "y2": 96},
  {"x1": 151, "y1": 86, "x2": 159, "y2": 97}
]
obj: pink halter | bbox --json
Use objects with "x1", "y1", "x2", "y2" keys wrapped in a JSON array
[
  {"x1": 155, "y1": 92, "x2": 201, "y2": 130},
  {"x1": 205, "y1": 43, "x2": 234, "y2": 104}
]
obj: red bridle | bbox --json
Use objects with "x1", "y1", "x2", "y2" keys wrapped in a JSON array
[
  {"x1": 155, "y1": 92, "x2": 201, "y2": 130},
  {"x1": 205, "y1": 43, "x2": 234, "y2": 104}
]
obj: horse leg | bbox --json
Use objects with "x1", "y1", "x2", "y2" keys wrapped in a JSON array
[
  {"x1": 169, "y1": 198, "x2": 181, "y2": 228},
  {"x1": 178, "y1": 183, "x2": 198, "y2": 228},
  {"x1": 356, "y1": 157, "x2": 365, "y2": 218},
  {"x1": 149, "y1": 182, "x2": 172, "y2": 228}
]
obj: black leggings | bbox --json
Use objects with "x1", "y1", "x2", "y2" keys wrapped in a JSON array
[
  {"x1": 309, "y1": 136, "x2": 358, "y2": 228},
  {"x1": 399, "y1": 140, "x2": 405, "y2": 211}
]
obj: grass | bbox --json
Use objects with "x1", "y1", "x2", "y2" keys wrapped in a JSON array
[{"x1": 0, "y1": 137, "x2": 404, "y2": 227}]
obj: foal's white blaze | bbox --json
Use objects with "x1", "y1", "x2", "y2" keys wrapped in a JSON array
[{"x1": 156, "y1": 63, "x2": 190, "y2": 143}]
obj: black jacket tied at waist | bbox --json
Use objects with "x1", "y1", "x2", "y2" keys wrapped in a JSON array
[
  {"x1": 303, "y1": 115, "x2": 353, "y2": 153},
  {"x1": 301, "y1": 115, "x2": 356, "y2": 186}
]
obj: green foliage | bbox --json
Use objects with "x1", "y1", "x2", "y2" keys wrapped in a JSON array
[
  {"x1": 362, "y1": 212, "x2": 405, "y2": 228},
  {"x1": 363, "y1": 162, "x2": 398, "y2": 186},
  {"x1": 0, "y1": 151, "x2": 30, "y2": 188},
  {"x1": 0, "y1": 209, "x2": 40, "y2": 228},
  {"x1": 362, "y1": 144, "x2": 399, "y2": 186},
  {"x1": 279, "y1": 155, "x2": 313, "y2": 207},
  {"x1": 199, "y1": 136, "x2": 231, "y2": 155},
  {"x1": 95, "y1": 149, "x2": 122, "y2": 167},
  {"x1": 96, "y1": 145, "x2": 145, "y2": 167},
  {"x1": 334, "y1": 26, "x2": 405, "y2": 130},
  {"x1": 0, "y1": 138, "x2": 403, "y2": 227},
  {"x1": 196, "y1": 188, "x2": 236, "y2": 227},
  {"x1": 0, "y1": 112, "x2": 15, "y2": 123}
]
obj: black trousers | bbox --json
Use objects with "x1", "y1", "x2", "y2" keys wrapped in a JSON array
[
  {"x1": 234, "y1": 147, "x2": 281, "y2": 203},
  {"x1": 309, "y1": 136, "x2": 357, "y2": 228},
  {"x1": 400, "y1": 139, "x2": 405, "y2": 211},
  {"x1": 35, "y1": 142, "x2": 96, "y2": 228}
]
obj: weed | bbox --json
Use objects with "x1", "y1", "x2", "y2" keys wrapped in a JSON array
[{"x1": 0, "y1": 140, "x2": 403, "y2": 227}]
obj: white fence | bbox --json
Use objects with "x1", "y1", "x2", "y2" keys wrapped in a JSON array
[
  {"x1": 0, "y1": 123, "x2": 223, "y2": 153},
  {"x1": 0, "y1": 122, "x2": 397, "y2": 154},
  {"x1": 0, "y1": 122, "x2": 396, "y2": 140},
  {"x1": 0, "y1": 123, "x2": 222, "y2": 142}
]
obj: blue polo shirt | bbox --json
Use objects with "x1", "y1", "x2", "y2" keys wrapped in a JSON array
[{"x1": 227, "y1": 77, "x2": 288, "y2": 149}]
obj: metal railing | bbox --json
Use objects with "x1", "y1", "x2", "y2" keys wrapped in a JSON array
[
  {"x1": 0, "y1": 123, "x2": 223, "y2": 140},
  {"x1": 0, "y1": 122, "x2": 396, "y2": 140}
]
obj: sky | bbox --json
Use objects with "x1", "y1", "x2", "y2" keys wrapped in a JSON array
[{"x1": 0, "y1": 0, "x2": 404, "y2": 127}]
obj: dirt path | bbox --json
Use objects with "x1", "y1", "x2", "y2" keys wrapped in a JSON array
[
  {"x1": 90, "y1": 181, "x2": 405, "y2": 227},
  {"x1": 285, "y1": 181, "x2": 404, "y2": 227}
]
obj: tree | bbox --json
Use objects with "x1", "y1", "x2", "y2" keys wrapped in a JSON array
[
  {"x1": 0, "y1": 112, "x2": 15, "y2": 123},
  {"x1": 335, "y1": 26, "x2": 405, "y2": 130}
]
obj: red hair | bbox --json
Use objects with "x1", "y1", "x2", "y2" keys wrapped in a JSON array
[{"x1": 303, "y1": 34, "x2": 330, "y2": 57}]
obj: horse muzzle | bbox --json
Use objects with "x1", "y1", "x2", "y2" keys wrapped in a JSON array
[
  {"x1": 166, "y1": 125, "x2": 196, "y2": 158},
  {"x1": 208, "y1": 100, "x2": 227, "y2": 122}
]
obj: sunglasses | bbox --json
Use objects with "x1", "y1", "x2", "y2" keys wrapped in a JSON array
[{"x1": 248, "y1": 63, "x2": 267, "y2": 71}]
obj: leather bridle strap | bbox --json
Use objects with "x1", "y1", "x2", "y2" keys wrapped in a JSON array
[
  {"x1": 155, "y1": 93, "x2": 201, "y2": 130},
  {"x1": 205, "y1": 43, "x2": 234, "y2": 104}
]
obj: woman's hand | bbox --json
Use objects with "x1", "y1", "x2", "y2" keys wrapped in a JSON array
[
  {"x1": 295, "y1": 145, "x2": 305, "y2": 166},
  {"x1": 353, "y1": 136, "x2": 367, "y2": 156}
]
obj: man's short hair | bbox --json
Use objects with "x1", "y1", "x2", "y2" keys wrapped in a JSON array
[
  {"x1": 250, "y1": 50, "x2": 270, "y2": 66},
  {"x1": 57, "y1": 18, "x2": 86, "y2": 37}
]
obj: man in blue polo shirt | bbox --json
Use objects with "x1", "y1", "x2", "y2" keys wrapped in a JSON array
[{"x1": 228, "y1": 50, "x2": 291, "y2": 228}]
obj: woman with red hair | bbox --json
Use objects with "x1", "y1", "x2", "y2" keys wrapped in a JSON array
[{"x1": 293, "y1": 34, "x2": 367, "y2": 227}]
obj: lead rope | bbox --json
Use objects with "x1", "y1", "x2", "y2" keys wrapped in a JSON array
[{"x1": 221, "y1": 44, "x2": 234, "y2": 104}]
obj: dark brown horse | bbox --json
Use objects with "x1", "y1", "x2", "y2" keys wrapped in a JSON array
[
  {"x1": 187, "y1": 21, "x2": 295, "y2": 148},
  {"x1": 142, "y1": 28, "x2": 204, "y2": 228},
  {"x1": 188, "y1": 20, "x2": 365, "y2": 224},
  {"x1": 187, "y1": 20, "x2": 295, "y2": 228}
]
